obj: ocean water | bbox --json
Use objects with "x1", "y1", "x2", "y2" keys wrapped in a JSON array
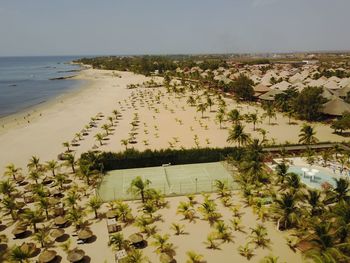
[{"x1": 0, "y1": 56, "x2": 83, "y2": 117}]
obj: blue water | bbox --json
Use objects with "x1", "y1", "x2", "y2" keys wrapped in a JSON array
[
  {"x1": 0, "y1": 56, "x2": 83, "y2": 117},
  {"x1": 288, "y1": 166, "x2": 337, "y2": 189}
]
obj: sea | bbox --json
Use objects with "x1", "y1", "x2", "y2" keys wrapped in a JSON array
[{"x1": 0, "y1": 56, "x2": 84, "y2": 118}]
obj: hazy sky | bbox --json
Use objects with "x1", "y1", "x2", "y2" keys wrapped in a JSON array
[{"x1": 0, "y1": 0, "x2": 349, "y2": 56}]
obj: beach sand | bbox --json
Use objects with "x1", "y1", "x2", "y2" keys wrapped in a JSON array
[
  {"x1": 0, "y1": 68, "x2": 340, "y2": 262},
  {"x1": 0, "y1": 68, "x2": 344, "y2": 174}
]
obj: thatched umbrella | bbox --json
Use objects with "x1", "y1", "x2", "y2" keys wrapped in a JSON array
[
  {"x1": 160, "y1": 253, "x2": 174, "y2": 263},
  {"x1": 128, "y1": 233, "x2": 143, "y2": 245},
  {"x1": 48, "y1": 197, "x2": 59, "y2": 206},
  {"x1": 20, "y1": 242, "x2": 36, "y2": 256},
  {"x1": 12, "y1": 224, "x2": 27, "y2": 237},
  {"x1": 78, "y1": 228, "x2": 93, "y2": 241},
  {"x1": 50, "y1": 228, "x2": 65, "y2": 239},
  {"x1": 106, "y1": 210, "x2": 118, "y2": 219},
  {"x1": 67, "y1": 248, "x2": 85, "y2": 262},
  {"x1": 42, "y1": 177, "x2": 54, "y2": 185},
  {"x1": 54, "y1": 216, "x2": 68, "y2": 227},
  {"x1": 15, "y1": 175, "x2": 25, "y2": 184},
  {"x1": 38, "y1": 249, "x2": 57, "y2": 263}
]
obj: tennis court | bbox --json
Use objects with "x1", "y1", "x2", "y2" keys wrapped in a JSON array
[{"x1": 98, "y1": 162, "x2": 236, "y2": 201}]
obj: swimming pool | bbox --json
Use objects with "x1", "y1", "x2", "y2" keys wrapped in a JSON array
[{"x1": 287, "y1": 166, "x2": 336, "y2": 189}]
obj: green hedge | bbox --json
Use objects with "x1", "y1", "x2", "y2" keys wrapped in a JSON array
[{"x1": 80, "y1": 147, "x2": 242, "y2": 172}]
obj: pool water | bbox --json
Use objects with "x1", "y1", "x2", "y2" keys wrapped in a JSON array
[{"x1": 287, "y1": 166, "x2": 336, "y2": 189}]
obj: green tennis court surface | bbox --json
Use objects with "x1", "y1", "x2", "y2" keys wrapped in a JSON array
[{"x1": 98, "y1": 162, "x2": 236, "y2": 201}]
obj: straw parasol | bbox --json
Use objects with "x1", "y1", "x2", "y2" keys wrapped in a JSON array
[
  {"x1": 12, "y1": 224, "x2": 27, "y2": 236},
  {"x1": 50, "y1": 228, "x2": 65, "y2": 239},
  {"x1": 160, "y1": 253, "x2": 174, "y2": 263},
  {"x1": 78, "y1": 228, "x2": 93, "y2": 240},
  {"x1": 20, "y1": 242, "x2": 36, "y2": 256},
  {"x1": 128, "y1": 233, "x2": 143, "y2": 244},
  {"x1": 67, "y1": 248, "x2": 85, "y2": 262},
  {"x1": 38, "y1": 249, "x2": 57, "y2": 263},
  {"x1": 48, "y1": 197, "x2": 60, "y2": 206},
  {"x1": 106, "y1": 210, "x2": 118, "y2": 219},
  {"x1": 54, "y1": 216, "x2": 68, "y2": 227}
]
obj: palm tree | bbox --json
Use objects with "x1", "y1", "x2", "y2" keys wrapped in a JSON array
[
  {"x1": 55, "y1": 173, "x2": 66, "y2": 190},
  {"x1": 4, "y1": 163, "x2": 21, "y2": 181},
  {"x1": 260, "y1": 255, "x2": 282, "y2": 263},
  {"x1": 121, "y1": 139, "x2": 129, "y2": 150},
  {"x1": 275, "y1": 162, "x2": 289, "y2": 184},
  {"x1": 45, "y1": 160, "x2": 59, "y2": 177},
  {"x1": 0, "y1": 179, "x2": 15, "y2": 197},
  {"x1": 238, "y1": 243, "x2": 254, "y2": 260},
  {"x1": 198, "y1": 199, "x2": 221, "y2": 225},
  {"x1": 94, "y1": 133, "x2": 104, "y2": 146},
  {"x1": 88, "y1": 196, "x2": 103, "y2": 218},
  {"x1": 215, "y1": 112, "x2": 225, "y2": 129},
  {"x1": 250, "y1": 224, "x2": 270, "y2": 248},
  {"x1": 108, "y1": 116, "x2": 114, "y2": 126},
  {"x1": 65, "y1": 153, "x2": 76, "y2": 173},
  {"x1": 273, "y1": 192, "x2": 300, "y2": 230},
  {"x1": 27, "y1": 155, "x2": 41, "y2": 171},
  {"x1": 124, "y1": 249, "x2": 149, "y2": 263},
  {"x1": 29, "y1": 170, "x2": 42, "y2": 184},
  {"x1": 177, "y1": 201, "x2": 196, "y2": 222},
  {"x1": 227, "y1": 109, "x2": 240, "y2": 124},
  {"x1": 321, "y1": 150, "x2": 333, "y2": 167},
  {"x1": 128, "y1": 176, "x2": 151, "y2": 203},
  {"x1": 1, "y1": 196, "x2": 17, "y2": 220},
  {"x1": 298, "y1": 124, "x2": 318, "y2": 145},
  {"x1": 65, "y1": 190, "x2": 80, "y2": 210},
  {"x1": 197, "y1": 103, "x2": 208, "y2": 118},
  {"x1": 33, "y1": 226, "x2": 50, "y2": 248},
  {"x1": 214, "y1": 221, "x2": 233, "y2": 243},
  {"x1": 10, "y1": 246, "x2": 31, "y2": 263},
  {"x1": 204, "y1": 233, "x2": 220, "y2": 249},
  {"x1": 214, "y1": 179, "x2": 230, "y2": 198},
  {"x1": 170, "y1": 223, "x2": 185, "y2": 235},
  {"x1": 62, "y1": 141, "x2": 71, "y2": 152},
  {"x1": 304, "y1": 189, "x2": 323, "y2": 217},
  {"x1": 246, "y1": 113, "x2": 259, "y2": 131},
  {"x1": 101, "y1": 124, "x2": 111, "y2": 135},
  {"x1": 37, "y1": 197, "x2": 51, "y2": 220},
  {"x1": 328, "y1": 178, "x2": 350, "y2": 203},
  {"x1": 331, "y1": 200, "x2": 350, "y2": 243},
  {"x1": 23, "y1": 209, "x2": 42, "y2": 233},
  {"x1": 227, "y1": 123, "x2": 250, "y2": 147},
  {"x1": 206, "y1": 96, "x2": 214, "y2": 111},
  {"x1": 67, "y1": 208, "x2": 85, "y2": 230},
  {"x1": 187, "y1": 96, "x2": 196, "y2": 107},
  {"x1": 186, "y1": 251, "x2": 204, "y2": 263},
  {"x1": 116, "y1": 201, "x2": 133, "y2": 223},
  {"x1": 151, "y1": 234, "x2": 174, "y2": 254},
  {"x1": 262, "y1": 103, "x2": 276, "y2": 125},
  {"x1": 305, "y1": 222, "x2": 350, "y2": 263},
  {"x1": 109, "y1": 233, "x2": 127, "y2": 251}
]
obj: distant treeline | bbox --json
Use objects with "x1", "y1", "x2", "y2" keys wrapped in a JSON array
[
  {"x1": 74, "y1": 56, "x2": 228, "y2": 76},
  {"x1": 79, "y1": 147, "x2": 242, "y2": 172}
]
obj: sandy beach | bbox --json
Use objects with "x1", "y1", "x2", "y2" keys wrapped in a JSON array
[{"x1": 0, "y1": 68, "x2": 344, "y2": 175}]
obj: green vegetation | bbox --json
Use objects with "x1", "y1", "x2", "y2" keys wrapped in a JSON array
[{"x1": 79, "y1": 147, "x2": 241, "y2": 171}]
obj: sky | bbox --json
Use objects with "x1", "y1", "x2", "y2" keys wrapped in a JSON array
[{"x1": 0, "y1": 0, "x2": 349, "y2": 56}]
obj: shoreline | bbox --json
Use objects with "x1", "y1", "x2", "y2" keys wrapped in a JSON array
[{"x1": 0, "y1": 73, "x2": 90, "y2": 135}]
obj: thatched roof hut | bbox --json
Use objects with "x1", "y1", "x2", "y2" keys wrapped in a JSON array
[
  {"x1": 321, "y1": 96, "x2": 350, "y2": 116},
  {"x1": 67, "y1": 248, "x2": 85, "y2": 262},
  {"x1": 38, "y1": 249, "x2": 57, "y2": 263}
]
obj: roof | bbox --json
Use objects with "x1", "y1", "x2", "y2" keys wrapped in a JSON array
[
  {"x1": 270, "y1": 80, "x2": 291, "y2": 91},
  {"x1": 321, "y1": 96, "x2": 350, "y2": 116},
  {"x1": 253, "y1": 83, "x2": 271, "y2": 93},
  {"x1": 258, "y1": 89, "x2": 284, "y2": 101},
  {"x1": 334, "y1": 85, "x2": 350, "y2": 98}
]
